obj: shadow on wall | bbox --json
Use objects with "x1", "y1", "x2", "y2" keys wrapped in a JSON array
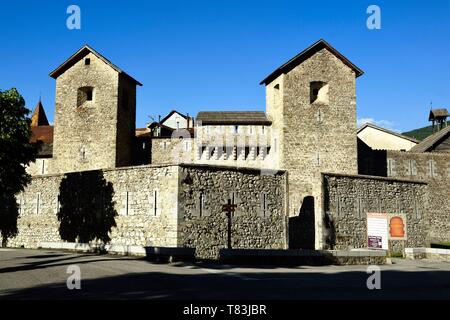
[
  {"x1": 357, "y1": 138, "x2": 388, "y2": 176},
  {"x1": 57, "y1": 170, "x2": 117, "y2": 244},
  {"x1": 288, "y1": 196, "x2": 315, "y2": 250},
  {"x1": 0, "y1": 193, "x2": 19, "y2": 247},
  {"x1": 134, "y1": 136, "x2": 151, "y2": 165}
]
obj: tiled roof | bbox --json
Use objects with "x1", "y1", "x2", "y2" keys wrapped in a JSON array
[
  {"x1": 31, "y1": 101, "x2": 49, "y2": 126},
  {"x1": 30, "y1": 126, "x2": 157, "y2": 157},
  {"x1": 357, "y1": 123, "x2": 420, "y2": 144},
  {"x1": 30, "y1": 126, "x2": 54, "y2": 144},
  {"x1": 410, "y1": 126, "x2": 450, "y2": 153},
  {"x1": 136, "y1": 128, "x2": 151, "y2": 137},
  {"x1": 49, "y1": 45, "x2": 142, "y2": 86},
  {"x1": 196, "y1": 111, "x2": 271, "y2": 125},
  {"x1": 429, "y1": 108, "x2": 449, "y2": 120}
]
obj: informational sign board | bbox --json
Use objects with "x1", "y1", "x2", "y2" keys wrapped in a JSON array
[
  {"x1": 367, "y1": 212, "x2": 389, "y2": 250},
  {"x1": 388, "y1": 213, "x2": 407, "y2": 240}
]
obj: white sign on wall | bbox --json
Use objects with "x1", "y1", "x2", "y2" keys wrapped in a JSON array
[{"x1": 367, "y1": 212, "x2": 389, "y2": 250}]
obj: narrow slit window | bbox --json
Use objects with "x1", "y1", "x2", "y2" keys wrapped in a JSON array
[
  {"x1": 260, "y1": 193, "x2": 269, "y2": 217},
  {"x1": 40, "y1": 159, "x2": 46, "y2": 175},
  {"x1": 199, "y1": 192, "x2": 205, "y2": 217},
  {"x1": 263, "y1": 194, "x2": 267, "y2": 217},
  {"x1": 36, "y1": 193, "x2": 41, "y2": 215},
  {"x1": 85, "y1": 58, "x2": 91, "y2": 65},
  {"x1": 80, "y1": 145, "x2": 87, "y2": 161},
  {"x1": 57, "y1": 195, "x2": 61, "y2": 214},
  {"x1": 388, "y1": 159, "x2": 396, "y2": 176},
  {"x1": 154, "y1": 190, "x2": 158, "y2": 216},
  {"x1": 17, "y1": 195, "x2": 23, "y2": 215}
]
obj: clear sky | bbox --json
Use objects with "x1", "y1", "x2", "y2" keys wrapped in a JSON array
[{"x1": 1, "y1": 0, "x2": 449, "y2": 132}]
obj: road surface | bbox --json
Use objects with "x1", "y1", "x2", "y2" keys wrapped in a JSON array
[{"x1": 1, "y1": 248, "x2": 449, "y2": 299}]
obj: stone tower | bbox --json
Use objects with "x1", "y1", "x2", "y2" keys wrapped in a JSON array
[
  {"x1": 262, "y1": 39, "x2": 364, "y2": 249},
  {"x1": 49, "y1": 45, "x2": 142, "y2": 174}
]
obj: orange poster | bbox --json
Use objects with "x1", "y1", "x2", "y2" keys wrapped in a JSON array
[{"x1": 388, "y1": 214, "x2": 407, "y2": 240}]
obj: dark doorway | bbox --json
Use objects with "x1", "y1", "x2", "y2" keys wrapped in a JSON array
[{"x1": 289, "y1": 196, "x2": 315, "y2": 249}]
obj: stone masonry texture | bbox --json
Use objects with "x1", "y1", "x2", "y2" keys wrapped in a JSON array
[
  {"x1": 5, "y1": 164, "x2": 287, "y2": 260},
  {"x1": 268, "y1": 48, "x2": 358, "y2": 218},
  {"x1": 178, "y1": 165, "x2": 288, "y2": 259},
  {"x1": 385, "y1": 151, "x2": 450, "y2": 244},
  {"x1": 323, "y1": 173, "x2": 428, "y2": 254}
]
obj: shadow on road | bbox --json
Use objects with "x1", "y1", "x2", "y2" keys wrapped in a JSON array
[
  {"x1": 0, "y1": 254, "x2": 129, "y2": 274},
  {"x1": 1, "y1": 268, "x2": 450, "y2": 300}
]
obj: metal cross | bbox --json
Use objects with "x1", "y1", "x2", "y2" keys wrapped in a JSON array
[{"x1": 222, "y1": 199, "x2": 237, "y2": 249}]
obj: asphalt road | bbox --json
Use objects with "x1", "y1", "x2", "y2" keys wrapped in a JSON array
[{"x1": 1, "y1": 248, "x2": 450, "y2": 300}]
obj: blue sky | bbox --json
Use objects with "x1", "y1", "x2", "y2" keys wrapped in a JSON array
[{"x1": 1, "y1": 0, "x2": 449, "y2": 132}]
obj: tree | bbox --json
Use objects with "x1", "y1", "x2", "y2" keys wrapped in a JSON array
[{"x1": 0, "y1": 88, "x2": 37, "y2": 246}]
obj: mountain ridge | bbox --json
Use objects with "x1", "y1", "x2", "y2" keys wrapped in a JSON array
[{"x1": 402, "y1": 121, "x2": 450, "y2": 141}]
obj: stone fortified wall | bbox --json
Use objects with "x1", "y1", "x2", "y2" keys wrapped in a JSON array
[
  {"x1": 5, "y1": 164, "x2": 287, "y2": 259},
  {"x1": 385, "y1": 151, "x2": 450, "y2": 244},
  {"x1": 178, "y1": 165, "x2": 288, "y2": 259},
  {"x1": 150, "y1": 137, "x2": 194, "y2": 165},
  {"x1": 9, "y1": 165, "x2": 180, "y2": 249},
  {"x1": 323, "y1": 173, "x2": 428, "y2": 254}
]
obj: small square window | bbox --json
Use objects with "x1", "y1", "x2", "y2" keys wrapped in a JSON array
[
  {"x1": 85, "y1": 58, "x2": 91, "y2": 65},
  {"x1": 310, "y1": 81, "x2": 329, "y2": 105},
  {"x1": 77, "y1": 86, "x2": 94, "y2": 106}
]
